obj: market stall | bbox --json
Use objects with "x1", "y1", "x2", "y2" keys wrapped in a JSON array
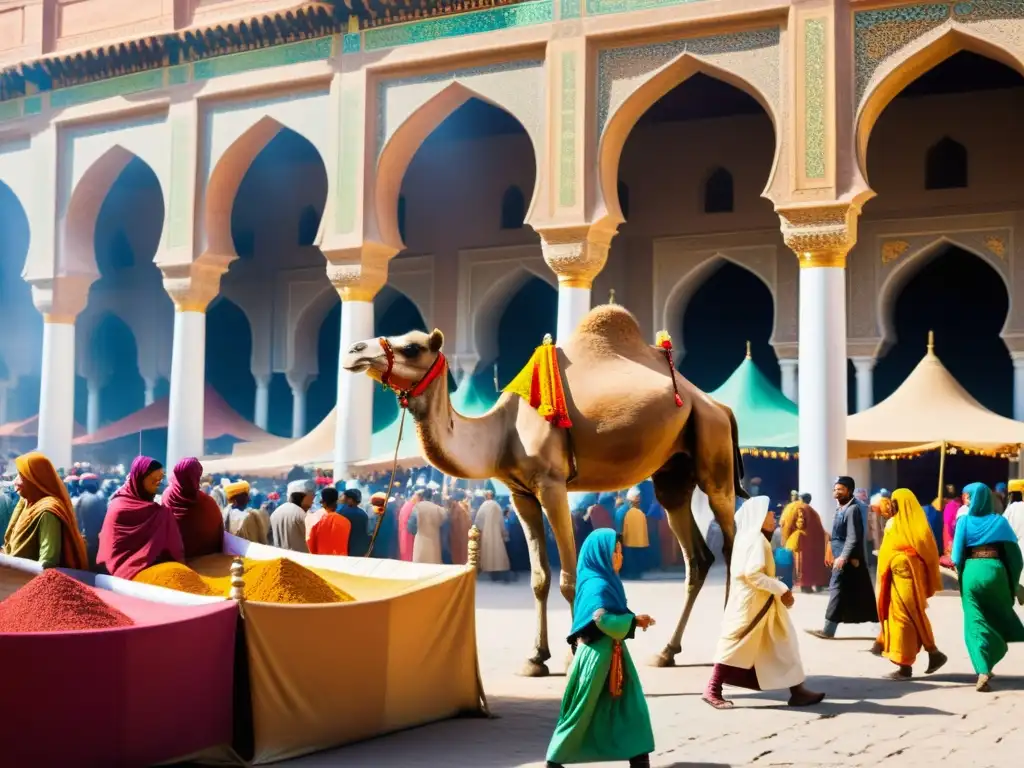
[
  {"x1": 0, "y1": 555, "x2": 238, "y2": 767},
  {"x1": 211, "y1": 533, "x2": 487, "y2": 764}
]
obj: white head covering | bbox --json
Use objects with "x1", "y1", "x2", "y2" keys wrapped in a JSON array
[
  {"x1": 427, "y1": 480, "x2": 440, "y2": 491},
  {"x1": 730, "y1": 495, "x2": 772, "y2": 574},
  {"x1": 626, "y1": 486, "x2": 642, "y2": 502},
  {"x1": 287, "y1": 479, "x2": 315, "y2": 497}
]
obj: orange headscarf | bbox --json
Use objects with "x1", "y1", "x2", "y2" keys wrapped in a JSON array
[
  {"x1": 3, "y1": 452, "x2": 88, "y2": 570},
  {"x1": 877, "y1": 488, "x2": 942, "y2": 599}
]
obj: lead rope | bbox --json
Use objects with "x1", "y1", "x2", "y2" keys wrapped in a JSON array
[{"x1": 363, "y1": 407, "x2": 407, "y2": 557}]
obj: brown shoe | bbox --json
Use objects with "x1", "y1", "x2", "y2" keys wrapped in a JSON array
[
  {"x1": 925, "y1": 651, "x2": 948, "y2": 674},
  {"x1": 788, "y1": 684, "x2": 826, "y2": 706},
  {"x1": 976, "y1": 673, "x2": 992, "y2": 692},
  {"x1": 885, "y1": 666, "x2": 912, "y2": 681},
  {"x1": 701, "y1": 693, "x2": 735, "y2": 710},
  {"x1": 869, "y1": 641, "x2": 883, "y2": 656},
  {"x1": 805, "y1": 629, "x2": 835, "y2": 640}
]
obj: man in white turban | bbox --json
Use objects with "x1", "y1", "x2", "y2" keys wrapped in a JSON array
[
  {"x1": 703, "y1": 496, "x2": 825, "y2": 709},
  {"x1": 474, "y1": 489, "x2": 510, "y2": 579},
  {"x1": 270, "y1": 478, "x2": 314, "y2": 552}
]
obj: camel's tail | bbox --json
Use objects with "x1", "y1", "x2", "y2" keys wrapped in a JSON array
[{"x1": 729, "y1": 408, "x2": 748, "y2": 501}]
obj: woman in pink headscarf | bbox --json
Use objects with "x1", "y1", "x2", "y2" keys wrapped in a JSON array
[
  {"x1": 163, "y1": 457, "x2": 223, "y2": 559},
  {"x1": 941, "y1": 485, "x2": 962, "y2": 568},
  {"x1": 398, "y1": 492, "x2": 418, "y2": 562},
  {"x1": 98, "y1": 456, "x2": 185, "y2": 580}
]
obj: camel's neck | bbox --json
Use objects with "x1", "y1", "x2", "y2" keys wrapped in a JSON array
[{"x1": 407, "y1": 373, "x2": 508, "y2": 480}]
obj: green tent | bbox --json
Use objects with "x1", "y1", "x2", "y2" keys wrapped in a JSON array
[{"x1": 709, "y1": 354, "x2": 798, "y2": 450}]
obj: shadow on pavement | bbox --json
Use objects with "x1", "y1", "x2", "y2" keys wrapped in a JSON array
[
  {"x1": 801, "y1": 674, "x2": 945, "y2": 699},
  {"x1": 754, "y1": 699, "x2": 953, "y2": 717},
  {"x1": 927, "y1": 672, "x2": 1024, "y2": 690}
]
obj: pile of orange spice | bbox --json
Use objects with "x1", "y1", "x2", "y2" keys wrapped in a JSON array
[{"x1": 134, "y1": 558, "x2": 354, "y2": 604}]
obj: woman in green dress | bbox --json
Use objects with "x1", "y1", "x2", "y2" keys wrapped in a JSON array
[
  {"x1": 546, "y1": 529, "x2": 656, "y2": 768},
  {"x1": 952, "y1": 482, "x2": 1024, "y2": 691}
]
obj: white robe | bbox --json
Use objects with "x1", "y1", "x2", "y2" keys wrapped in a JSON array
[
  {"x1": 714, "y1": 496, "x2": 805, "y2": 691},
  {"x1": 474, "y1": 500, "x2": 510, "y2": 572},
  {"x1": 412, "y1": 501, "x2": 445, "y2": 564},
  {"x1": 1005, "y1": 501, "x2": 1024, "y2": 544}
]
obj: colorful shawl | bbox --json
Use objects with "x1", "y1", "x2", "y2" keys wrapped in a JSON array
[
  {"x1": 877, "y1": 489, "x2": 942, "y2": 618},
  {"x1": 951, "y1": 482, "x2": 1021, "y2": 581},
  {"x1": 569, "y1": 528, "x2": 630, "y2": 642},
  {"x1": 162, "y1": 457, "x2": 223, "y2": 559}
]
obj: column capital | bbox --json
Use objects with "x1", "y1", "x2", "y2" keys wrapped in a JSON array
[
  {"x1": 161, "y1": 255, "x2": 231, "y2": 313},
  {"x1": 451, "y1": 352, "x2": 481, "y2": 383},
  {"x1": 1011, "y1": 352, "x2": 1024, "y2": 368},
  {"x1": 323, "y1": 241, "x2": 396, "y2": 302},
  {"x1": 537, "y1": 225, "x2": 616, "y2": 289},
  {"x1": 30, "y1": 275, "x2": 94, "y2": 323},
  {"x1": 777, "y1": 202, "x2": 861, "y2": 269}
]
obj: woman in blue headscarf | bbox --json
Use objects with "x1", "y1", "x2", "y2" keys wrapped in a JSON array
[
  {"x1": 952, "y1": 482, "x2": 1024, "y2": 691},
  {"x1": 546, "y1": 529, "x2": 655, "y2": 768}
]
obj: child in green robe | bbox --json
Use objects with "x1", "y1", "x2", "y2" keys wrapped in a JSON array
[{"x1": 546, "y1": 529, "x2": 655, "y2": 767}]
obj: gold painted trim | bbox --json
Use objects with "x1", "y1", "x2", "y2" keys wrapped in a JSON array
[
  {"x1": 174, "y1": 300, "x2": 209, "y2": 313},
  {"x1": 558, "y1": 275, "x2": 593, "y2": 290},
  {"x1": 339, "y1": 286, "x2": 377, "y2": 302},
  {"x1": 797, "y1": 250, "x2": 846, "y2": 269},
  {"x1": 43, "y1": 313, "x2": 75, "y2": 325}
]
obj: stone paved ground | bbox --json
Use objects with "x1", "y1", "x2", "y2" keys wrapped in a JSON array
[{"x1": 288, "y1": 570, "x2": 1024, "y2": 767}]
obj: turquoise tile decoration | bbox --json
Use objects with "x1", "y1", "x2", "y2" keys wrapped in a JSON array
[
  {"x1": 23, "y1": 96, "x2": 43, "y2": 115},
  {"x1": 193, "y1": 37, "x2": 333, "y2": 81},
  {"x1": 50, "y1": 69, "x2": 165, "y2": 109},
  {"x1": 168, "y1": 65, "x2": 191, "y2": 86},
  {"x1": 364, "y1": 0, "x2": 553, "y2": 51},
  {"x1": 587, "y1": 0, "x2": 704, "y2": 14},
  {"x1": 342, "y1": 33, "x2": 362, "y2": 54},
  {"x1": 0, "y1": 99, "x2": 22, "y2": 123},
  {"x1": 560, "y1": 0, "x2": 582, "y2": 19}
]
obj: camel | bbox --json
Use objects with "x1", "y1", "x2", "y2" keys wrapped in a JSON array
[{"x1": 342, "y1": 304, "x2": 746, "y2": 675}]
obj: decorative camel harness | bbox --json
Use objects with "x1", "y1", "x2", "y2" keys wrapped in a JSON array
[{"x1": 367, "y1": 329, "x2": 683, "y2": 553}]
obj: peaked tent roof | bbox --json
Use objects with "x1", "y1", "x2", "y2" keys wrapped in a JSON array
[
  {"x1": 847, "y1": 339, "x2": 1024, "y2": 458},
  {"x1": 709, "y1": 354, "x2": 798, "y2": 449},
  {"x1": 0, "y1": 415, "x2": 86, "y2": 439},
  {"x1": 73, "y1": 386, "x2": 275, "y2": 446}
]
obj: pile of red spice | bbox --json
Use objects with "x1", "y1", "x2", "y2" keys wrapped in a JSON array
[{"x1": 0, "y1": 570, "x2": 135, "y2": 633}]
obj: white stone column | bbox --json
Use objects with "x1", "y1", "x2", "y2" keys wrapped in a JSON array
[
  {"x1": 37, "y1": 321, "x2": 78, "y2": 468},
  {"x1": 166, "y1": 309, "x2": 207, "y2": 465},
  {"x1": 556, "y1": 286, "x2": 592, "y2": 343},
  {"x1": 540, "y1": 228, "x2": 612, "y2": 343},
  {"x1": 254, "y1": 376, "x2": 270, "y2": 431},
  {"x1": 1013, "y1": 353, "x2": 1024, "y2": 422},
  {"x1": 779, "y1": 359, "x2": 799, "y2": 403},
  {"x1": 334, "y1": 299, "x2": 375, "y2": 477},
  {"x1": 86, "y1": 379, "x2": 101, "y2": 434},
  {"x1": 851, "y1": 356, "x2": 875, "y2": 413},
  {"x1": 290, "y1": 378, "x2": 308, "y2": 438}
]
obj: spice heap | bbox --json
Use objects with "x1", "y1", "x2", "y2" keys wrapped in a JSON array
[
  {"x1": 0, "y1": 570, "x2": 135, "y2": 633},
  {"x1": 135, "y1": 558, "x2": 354, "y2": 604}
]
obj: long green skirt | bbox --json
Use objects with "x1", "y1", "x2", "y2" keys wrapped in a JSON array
[
  {"x1": 961, "y1": 558, "x2": 1024, "y2": 675},
  {"x1": 546, "y1": 636, "x2": 655, "y2": 764}
]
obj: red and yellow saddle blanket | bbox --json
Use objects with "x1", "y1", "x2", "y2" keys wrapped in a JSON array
[{"x1": 504, "y1": 335, "x2": 573, "y2": 429}]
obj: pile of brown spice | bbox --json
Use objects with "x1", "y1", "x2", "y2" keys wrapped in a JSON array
[{"x1": 0, "y1": 570, "x2": 135, "y2": 633}]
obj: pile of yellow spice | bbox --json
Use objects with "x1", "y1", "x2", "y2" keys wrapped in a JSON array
[{"x1": 134, "y1": 558, "x2": 355, "y2": 604}]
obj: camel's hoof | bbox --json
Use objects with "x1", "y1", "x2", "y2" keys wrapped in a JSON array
[
  {"x1": 520, "y1": 660, "x2": 550, "y2": 678},
  {"x1": 650, "y1": 650, "x2": 677, "y2": 668}
]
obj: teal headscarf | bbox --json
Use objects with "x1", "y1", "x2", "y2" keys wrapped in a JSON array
[
  {"x1": 951, "y1": 482, "x2": 1020, "y2": 572},
  {"x1": 568, "y1": 528, "x2": 630, "y2": 642}
]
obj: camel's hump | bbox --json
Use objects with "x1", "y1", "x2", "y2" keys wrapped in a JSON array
[{"x1": 569, "y1": 304, "x2": 646, "y2": 350}]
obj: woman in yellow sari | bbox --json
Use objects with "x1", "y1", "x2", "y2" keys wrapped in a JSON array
[
  {"x1": 871, "y1": 489, "x2": 947, "y2": 680},
  {"x1": 2, "y1": 452, "x2": 88, "y2": 570}
]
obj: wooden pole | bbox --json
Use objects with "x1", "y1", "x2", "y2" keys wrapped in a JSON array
[
  {"x1": 936, "y1": 440, "x2": 948, "y2": 509},
  {"x1": 468, "y1": 525, "x2": 481, "y2": 571},
  {"x1": 229, "y1": 556, "x2": 246, "y2": 602}
]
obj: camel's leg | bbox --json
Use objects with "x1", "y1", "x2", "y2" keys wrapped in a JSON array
[
  {"x1": 537, "y1": 484, "x2": 579, "y2": 674},
  {"x1": 649, "y1": 453, "x2": 713, "y2": 668},
  {"x1": 704, "y1": 486, "x2": 737, "y2": 608},
  {"x1": 512, "y1": 492, "x2": 552, "y2": 677}
]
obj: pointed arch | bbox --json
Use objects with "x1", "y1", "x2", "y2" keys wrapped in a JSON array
[
  {"x1": 662, "y1": 254, "x2": 776, "y2": 358},
  {"x1": 598, "y1": 55, "x2": 779, "y2": 228},
  {"x1": 298, "y1": 204, "x2": 322, "y2": 246},
  {"x1": 473, "y1": 264, "x2": 556, "y2": 365},
  {"x1": 877, "y1": 237, "x2": 1010, "y2": 357},
  {"x1": 925, "y1": 137, "x2": 967, "y2": 189},
  {"x1": 206, "y1": 295, "x2": 256, "y2": 418},
  {"x1": 63, "y1": 146, "x2": 159, "y2": 278},
  {"x1": 375, "y1": 82, "x2": 539, "y2": 251},
  {"x1": 205, "y1": 116, "x2": 327, "y2": 259},
  {"x1": 703, "y1": 167, "x2": 734, "y2": 213},
  {"x1": 855, "y1": 27, "x2": 1024, "y2": 183}
]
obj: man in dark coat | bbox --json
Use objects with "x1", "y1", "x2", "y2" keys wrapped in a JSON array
[{"x1": 807, "y1": 475, "x2": 878, "y2": 639}]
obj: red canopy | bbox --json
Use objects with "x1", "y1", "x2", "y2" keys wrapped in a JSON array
[
  {"x1": 73, "y1": 386, "x2": 272, "y2": 446},
  {"x1": 0, "y1": 415, "x2": 86, "y2": 438}
]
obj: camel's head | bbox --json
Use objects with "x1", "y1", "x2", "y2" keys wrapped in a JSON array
[{"x1": 342, "y1": 328, "x2": 446, "y2": 397}]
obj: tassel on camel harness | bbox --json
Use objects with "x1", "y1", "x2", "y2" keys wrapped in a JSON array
[{"x1": 655, "y1": 331, "x2": 684, "y2": 409}]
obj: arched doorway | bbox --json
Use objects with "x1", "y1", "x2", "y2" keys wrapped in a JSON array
[
  {"x1": 0, "y1": 181, "x2": 34, "y2": 422},
  {"x1": 76, "y1": 156, "x2": 164, "y2": 430},
  {"x1": 479, "y1": 275, "x2": 558, "y2": 394},
  {"x1": 205, "y1": 298, "x2": 255, "y2": 423},
  {"x1": 864, "y1": 49, "x2": 1024, "y2": 495},
  {"x1": 224, "y1": 126, "x2": 328, "y2": 437},
  {"x1": 677, "y1": 262, "x2": 778, "y2": 392}
]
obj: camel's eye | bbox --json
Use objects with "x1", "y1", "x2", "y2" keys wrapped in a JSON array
[{"x1": 401, "y1": 344, "x2": 422, "y2": 358}]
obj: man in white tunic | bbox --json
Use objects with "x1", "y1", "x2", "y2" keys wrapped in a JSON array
[
  {"x1": 703, "y1": 495, "x2": 825, "y2": 709},
  {"x1": 411, "y1": 487, "x2": 446, "y2": 564},
  {"x1": 474, "y1": 490, "x2": 511, "y2": 580}
]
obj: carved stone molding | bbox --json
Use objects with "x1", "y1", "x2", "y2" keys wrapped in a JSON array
[
  {"x1": 30, "y1": 275, "x2": 95, "y2": 324},
  {"x1": 537, "y1": 225, "x2": 616, "y2": 289},
  {"x1": 881, "y1": 240, "x2": 910, "y2": 265},
  {"x1": 323, "y1": 242, "x2": 397, "y2": 302},
  {"x1": 776, "y1": 203, "x2": 862, "y2": 268},
  {"x1": 161, "y1": 256, "x2": 232, "y2": 313}
]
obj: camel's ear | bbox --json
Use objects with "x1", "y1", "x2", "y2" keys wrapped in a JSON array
[{"x1": 428, "y1": 328, "x2": 444, "y2": 352}]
